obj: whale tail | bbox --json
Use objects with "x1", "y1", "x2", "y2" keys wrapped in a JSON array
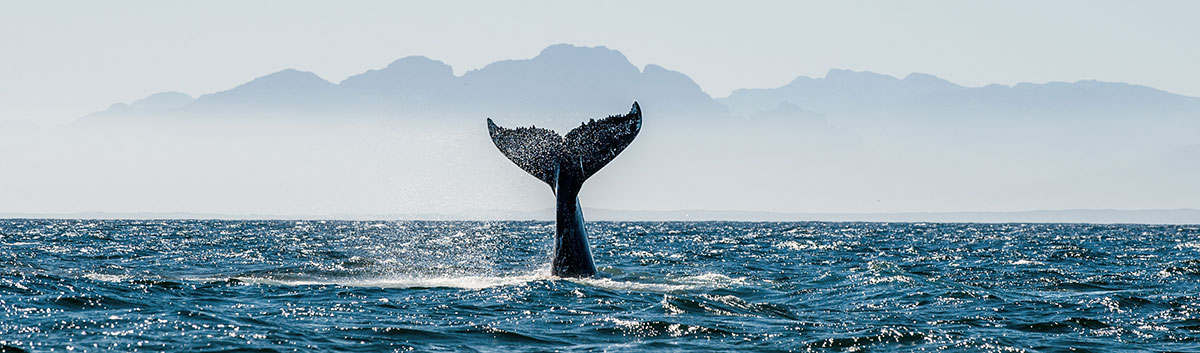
[
  {"x1": 487, "y1": 102, "x2": 642, "y2": 188},
  {"x1": 487, "y1": 102, "x2": 640, "y2": 277}
]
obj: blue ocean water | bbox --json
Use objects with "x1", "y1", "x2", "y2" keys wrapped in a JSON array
[{"x1": 1, "y1": 220, "x2": 1199, "y2": 352}]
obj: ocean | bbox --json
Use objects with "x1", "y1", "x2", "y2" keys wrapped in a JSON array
[{"x1": 1, "y1": 220, "x2": 1198, "y2": 352}]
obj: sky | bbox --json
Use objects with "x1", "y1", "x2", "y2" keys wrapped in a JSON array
[{"x1": 2, "y1": 0, "x2": 1199, "y2": 124}]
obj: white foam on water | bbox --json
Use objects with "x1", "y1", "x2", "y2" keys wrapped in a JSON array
[
  {"x1": 191, "y1": 273, "x2": 550, "y2": 290},
  {"x1": 83, "y1": 273, "x2": 129, "y2": 282},
  {"x1": 573, "y1": 272, "x2": 746, "y2": 293},
  {"x1": 180, "y1": 270, "x2": 744, "y2": 293},
  {"x1": 776, "y1": 240, "x2": 843, "y2": 251},
  {"x1": 1177, "y1": 241, "x2": 1200, "y2": 250}
]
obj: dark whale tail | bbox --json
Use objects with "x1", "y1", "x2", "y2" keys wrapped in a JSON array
[
  {"x1": 487, "y1": 102, "x2": 642, "y2": 277},
  {"x1": 487, "y1": 102, "x2": 642, "y2": 188}
]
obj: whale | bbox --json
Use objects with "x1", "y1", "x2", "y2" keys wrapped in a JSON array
[{"x1": 487, "y1": 102, "x2": 642, "y2": 277}]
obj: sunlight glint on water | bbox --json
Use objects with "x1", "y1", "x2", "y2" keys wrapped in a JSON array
[{"x1": 1, "y1": 220, "x2": 1199, "y2": 351}]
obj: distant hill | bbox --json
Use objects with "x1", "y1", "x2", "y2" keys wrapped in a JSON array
[
  {"x1": 82, "y1": 44, "x2": 1200, "y2": 132},
  {"x1": 450, "y1": 44, "x2": 727, "y2": 122},
  {"x1": 339, "y1": 56, "x2": 458, "y2": 115},
  {"x1": 40, "y1": 44, "x2": 1200, "y2": 219},
  {"x1": 131, "y1": 91, "x2": 193, "y2": 111},
  {"x1": 84, "y1": 44, "x2": 728, "y2": 124},
  {"x1": 187, "y1": 69, "x2": 344, "y2": 115},
  {"x1": 720, "y1": 68, "x2": 1200, "y2": 119}
]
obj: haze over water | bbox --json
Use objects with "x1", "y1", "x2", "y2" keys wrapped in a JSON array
[{"x1": 5, "y1": 43, "x2": 1200, "y2": 219}]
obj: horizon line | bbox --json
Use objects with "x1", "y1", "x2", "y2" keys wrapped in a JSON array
[{"x1": 4, "y1": 208, "x2": 1199, "y2": 225}]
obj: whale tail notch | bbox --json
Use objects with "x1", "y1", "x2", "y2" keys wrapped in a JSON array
[{"x1": 487, "y1": 102, "x2": 642, "y2": 188}]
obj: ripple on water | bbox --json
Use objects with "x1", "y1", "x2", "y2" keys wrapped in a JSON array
[{"x1": 1, "y1": 220, "x2": 1199, "y2": 351}]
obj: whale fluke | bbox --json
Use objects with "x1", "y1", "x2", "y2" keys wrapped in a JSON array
[
  {"x1": 486, "y1": 120, "x2": 564, "y2": 186},
  {"x1": 487, "y1": 102, "x2": 642, "y2": 277},
  {"x1": 488, "y1": 102, "x2": 642, "y2": 188}
]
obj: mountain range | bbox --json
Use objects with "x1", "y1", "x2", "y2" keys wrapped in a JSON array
[
  {"x1": 82, "y1": 44, "x2": 1200, "y2": 128},
  {"x1": 85, "y1": 44, "x2": 727, "y2": 125},
  {"x1": 723, "y1": 70, "x2": 1200, "y2": 119},
  {"x1": 9, "y1": 44, "x2": 1200, "y2": 219}
]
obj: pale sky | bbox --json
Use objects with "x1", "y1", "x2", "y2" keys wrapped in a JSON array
[{"x1": 2, "y1": 0, "x2": 1198, "y2": 124}]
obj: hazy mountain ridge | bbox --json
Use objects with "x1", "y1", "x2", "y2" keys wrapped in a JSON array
[
  {"x1": 721, "y1": 68, "x2": 1200, "y2": 119},
  {"x1": 36, "y1": 44, "x2": 1199, "y2": 218},
  {"x1": 83, "y1": 44, "x2": 727, "y2": 124},
  {"x1": 187, "y1": 69, "x2": 344, "y2": 114},
  {"x1": 82, "y1": 44, "x2": 1200, "y2": 126}
]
